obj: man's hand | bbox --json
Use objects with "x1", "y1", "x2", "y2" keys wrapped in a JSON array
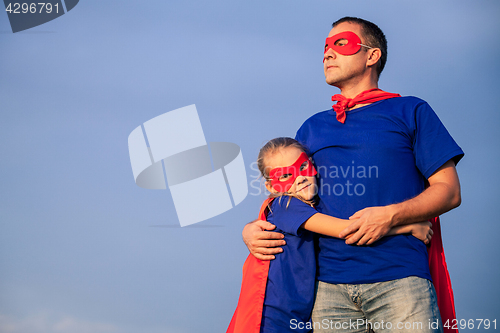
[
  {"x1": 339, "y1": 206, "x2": 395, "y2": 245},
  {"x1": 242, "y1": 220, "x2": 285, "y2": 260}
]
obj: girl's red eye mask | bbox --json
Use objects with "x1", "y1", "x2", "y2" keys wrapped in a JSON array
[{"x1": 268, "y1": 152, "x2": 317, "y2": 192}]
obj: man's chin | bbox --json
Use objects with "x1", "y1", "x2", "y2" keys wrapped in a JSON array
[{"x1": 325, "y1": 78, "x2": 342, "y2": 88}]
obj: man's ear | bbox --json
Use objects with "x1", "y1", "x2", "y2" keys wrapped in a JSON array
[{"x1": 366, "y1": 48, "x2": 382, "y2": 68}]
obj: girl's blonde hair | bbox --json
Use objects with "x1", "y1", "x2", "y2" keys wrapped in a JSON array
[
  {"x1": 257, "y1": 137, "x2": 316, "y2": 206},
  {"x1": 257, "y1": 137, "x2": 309, "y2": 179}
]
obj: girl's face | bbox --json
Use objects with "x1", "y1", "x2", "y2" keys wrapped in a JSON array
[{"x1": 264, "y1": 146, "x2": 317, "y2": 201}]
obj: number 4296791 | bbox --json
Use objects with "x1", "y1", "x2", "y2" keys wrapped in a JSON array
[
  {"x1": 5, "y1": 3, "x2": 59, "y2": 14},
  {"x1": 444, "y1": 319, "x2": 496, "y2": 330}
]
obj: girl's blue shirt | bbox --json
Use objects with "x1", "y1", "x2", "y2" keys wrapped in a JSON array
[{"x1": 260, "y1": 196, "x2": 317, "y2": 333}]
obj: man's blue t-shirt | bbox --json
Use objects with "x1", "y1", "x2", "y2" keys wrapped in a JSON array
[
  {"x1": 295, "y1": 96, "x2": 464, "y2": 285},
  {"x1": 261, "y1": 196, "x2": 317, "y2": 333}
]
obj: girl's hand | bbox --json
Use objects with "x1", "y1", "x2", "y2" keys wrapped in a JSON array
[{"x1": 410, "y1": 221, "x2": 434, "y2": 245}]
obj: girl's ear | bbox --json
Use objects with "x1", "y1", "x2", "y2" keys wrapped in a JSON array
[{"x1": 265, "y1": 180, "x2": 276, "y2": 193}]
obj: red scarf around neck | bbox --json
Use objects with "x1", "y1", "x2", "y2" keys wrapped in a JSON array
[{"x1": 332, "y1": 88, "x2": 401, "y2": 123}]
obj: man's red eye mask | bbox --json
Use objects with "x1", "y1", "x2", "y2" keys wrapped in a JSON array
[
  {"x1": 268, "y1": 152, "x2": 317, "y2": 192},
  {"x1": 324, "y1": 31, "x2": 363, "y2": 56}
]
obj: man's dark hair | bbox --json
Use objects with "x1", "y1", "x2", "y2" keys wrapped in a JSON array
[{"x1": 332, "y1": 17, "x2": 387, "y2": 77}]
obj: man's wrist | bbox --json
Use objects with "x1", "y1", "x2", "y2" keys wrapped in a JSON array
[{"x1": 386, "y1": 204, "x2": 399, "y2": 227}]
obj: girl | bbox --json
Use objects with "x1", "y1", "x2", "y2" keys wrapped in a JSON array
[{"x1": 227, "y1": 137, "x2": 433, "y2": 333}]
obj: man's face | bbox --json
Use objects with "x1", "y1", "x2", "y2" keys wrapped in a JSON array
[{"x1": 323, "y1": 22, "x2": 371, "y2": 88}]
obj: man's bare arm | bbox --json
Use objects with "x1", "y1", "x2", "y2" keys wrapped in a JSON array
[
  {"x1": 339, "y1": 159, "x2": 461, "y2": 245},
  {"x1": 242, "y1": 220, "x2": 286, "y2": 260}
]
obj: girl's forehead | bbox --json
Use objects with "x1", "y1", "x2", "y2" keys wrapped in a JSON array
[{"x1": 266, "y1": 147, "x2": 303, "y2": 169}]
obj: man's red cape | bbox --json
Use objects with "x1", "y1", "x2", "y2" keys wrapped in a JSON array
[{"x1": 227, "y1": 199, "x2": 458, "y2": 333}]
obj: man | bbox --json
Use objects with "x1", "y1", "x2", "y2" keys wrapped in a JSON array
[{"x1": 242, "y1": 17, "x2": 463, "y2": 332}]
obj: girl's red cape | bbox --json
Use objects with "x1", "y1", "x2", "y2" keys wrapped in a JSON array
[{"x1": 226, "y1": 199, "x2": 458, "y2": 333}]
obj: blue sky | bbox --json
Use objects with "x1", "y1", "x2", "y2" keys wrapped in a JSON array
[{"x1": 1, "y1": 0, "x2": 499, "y2": 332}]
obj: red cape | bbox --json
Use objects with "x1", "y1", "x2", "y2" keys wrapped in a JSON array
[
  {"x1": 428, "y1": 216, "x2": 458, "y2": 333},
  {"x1": 227, "y1": 200, "x2": 458, "y2": 333},
  {"x1": 227, "y1": 198, "x2": 272, "y2": 333}
]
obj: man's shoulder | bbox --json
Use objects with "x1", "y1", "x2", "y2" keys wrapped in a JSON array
[
  {"x1": 304, "y1": 108, "x2": 332, "y2": 123},
  {"x1": 295, "y1": 109, "x2": 332, "y2": 142},
  {"x1": 387, "y1": 95, "x2": 430, "y2": 109},
  {"x1": 373, "y1": 95, "x2": 434, "y2": 120},
  {"x1": 298, "y1": 109, "x2": 332, "y2": 130}
]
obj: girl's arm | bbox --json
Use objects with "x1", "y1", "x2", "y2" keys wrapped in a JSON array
[
  {"x1": 300, "y1": 213, "x2": 351, "y2": 238},
  {"x1": 301, "y1": 213, "x2": 432, "y2": 244}
]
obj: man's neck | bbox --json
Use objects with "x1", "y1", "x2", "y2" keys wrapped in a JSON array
[
  {"x1": 335, "y1": 72, "x2": 379, "y2": 99},
  {"x1": 335, "y1": 77, "x2": 380, "y2": 111},
  {"x1": 339, "y1": 83, "x2": 379, "y2": 99}
]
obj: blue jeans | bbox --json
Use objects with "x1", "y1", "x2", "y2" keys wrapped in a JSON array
[{"x1": 311, "y1": 276, "x2": 443, "y2": 333}]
